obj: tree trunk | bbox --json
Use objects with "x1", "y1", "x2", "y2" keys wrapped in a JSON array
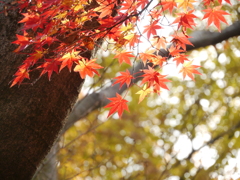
[{"x1": 0, "y1": 3, "x2": 85, "y2": 180}]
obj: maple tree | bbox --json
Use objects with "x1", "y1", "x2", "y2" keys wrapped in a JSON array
[
  {"x1": 10, "y1": 0, "x2": 234, "y2": 119},
  {"x1": 0, "y1": 0, "x2": 240, "y2": 179}
]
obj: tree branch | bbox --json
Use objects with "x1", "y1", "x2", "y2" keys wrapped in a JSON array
[{"x1": 64, "y1": 20, "x2": 240, "y2": 133}]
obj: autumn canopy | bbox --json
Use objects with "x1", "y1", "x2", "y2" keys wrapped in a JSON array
[{"x1": 12, "y1": 0, "x2": 232, "y2": 118}]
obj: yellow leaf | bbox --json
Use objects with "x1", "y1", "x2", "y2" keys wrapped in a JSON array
[
  {"x1": 176, "y1": 0, "x2": 196, "y2": 11},
  {"x1": 136, "y1": 85, "x2": 152, "y2": 103}
]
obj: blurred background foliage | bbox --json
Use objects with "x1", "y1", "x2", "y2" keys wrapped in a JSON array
[
  {"x1": 56, "y1": 3, "x2": 240, "y2": 180},
  {"x1": 57, "y1": 35, "x2": 240, "y2": 180}
]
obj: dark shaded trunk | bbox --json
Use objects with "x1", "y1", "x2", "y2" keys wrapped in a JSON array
[{"x1": 0, "y1": 3, "x2": 84, "y2": 180}]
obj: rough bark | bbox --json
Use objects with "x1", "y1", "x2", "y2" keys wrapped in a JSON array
[{"x1": 0, "y1": 3, "x2": 85, "y2": 180}]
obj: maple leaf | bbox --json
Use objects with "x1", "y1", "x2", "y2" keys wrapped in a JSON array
[
  {"x1": 149, "y1": 9, "x2": 162, "y2": 19},
  {"x1": 203, "y1": 0, "x2": 231, "y2": 6},
  {"x1": 151, "y1": 55, "x2": 167, "y2": 67},
  {"x1": 35, "y1": 33, "x2": 58, "y2": 46},
  {"x1": 202, "y1": 6, "x2": 230, "y2": 31},
  {"x1": 104, "y1": 93, "x2": 129, "y2": 118},
  {"x1": 176, "y1": 0, "x2": 196, "y2": 11},
  {"x1": 82, "y1": 36, "x2": 95, "y2": 50},
  {"x1": 113, "y1": 70, "x2": 134, "y2": 88},
  {"x1": 171, "y1": 34, "x2": 193, "y2": 50},
  {"x1": 58, "y1": 51, "x2": 80, "y2": 71},
  {"x1": 173, "y1": 54, "x2": 189, "y2": 66},
  {"x1": 31, "y1": 50, "x2": 44, "y2": 62},
  {"x1": 168, "y1": 45, "x2": 184, "y2": 57},
  {"x1": 38, "y1": 59, "x2": 61, "y2": 80},
  {"x1": 19, "y1": 13, "x2": 43, "y2": 31},
  {"x1": 114, "y1": 51, "x2": 135, "y2": 65},
  {"x1": 120, "y1": 0, "x2": 138, "y2": 12},
  {"x1": 74, "y1": 58, "x2": 103, "y2": 79},
  {"x1": 143, "y1": 20, "x2": 162, "y2": 39},
  {"x1": 141, "y1": 66, "x2": 169, "y2": 89},
  {"x1": 136, "y1": 84, "x2": 151, "y2": 103},
  {"x1": 159, "y1": 0, "x2": 177, "y2": 14},
  {"x1": 124, "y1": 33, "x2": 141, "y2": 49},
  {"x1": 152, "y1": 36, "x2": 167, "y2": 50},
  {"x1": 137, "y1": 0, "x2": 149, "y2": 9},
  {"x1": 94, "y1": 0, "x2": 115, "y2": 18},
  {"x1": 11, "y1": 68, "x2": 30, "y2": 87},
  {"x1": 203, "y1": 0, "x2": 214, "y2": 6},
  {"x1": 172, "y1": 10, "x2": 197, "y2": 30},
  {"x1": 139, "y1": 50, "x2": 156, "y2": 65},
  {"x1": 179, "y1": 61, "x2": 202, "y2": 80},
  {"x1": 12, "y1": 32, "x2": 31, "y2": 52},
  {"x1": 153, "y1": 76, "x2": 171, "y2": 92},
  {"x1": 218, "y1": 0, "x2": 231, "y2": 5}
]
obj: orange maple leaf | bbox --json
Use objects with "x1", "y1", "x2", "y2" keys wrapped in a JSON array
[
  {"x1": 113, "y1": 70, "x2": 134, "y2": 88},
  {"x1": 58, "y1": 51, "x2": 80, "y2": 72},
  {"x1": 152, "y1": 36, "x2": 167, "y2": 50},
  {"x1": 104, "y1": 93, "x2": 129, "y2": 118},
  {"x1": 120, "y1": 0, "x2": 138, "y2": 12},
  {"x1": 179, "y1": 61, "x2": 202, "y2": 80},
  {"x1": 173, "y1": 54, "x2": 189, "y2": 66},
  {"x1": 143, "y1": 20, "x2": 162, "y2": 39},
  {"x1": 74, "y1": 59, "x2": 103, "y2": 79},
  {"x1": 159, "y1": 0, "x2": 177, "y2": 14},
  {"x1": 171, "y1": 34, "x2": 193, "y2": 51},
  {"x1": 139, "y1": 50, "x2": 156, "y2": 65},
  {"x1": 202, "y1": 6, "x2": 230, "y2": 31},
  {"x1": 114, "y1": 51, "x2": 135, "y2": 65},
  {"x1": 124, "y1": 33, "x2": 141, "y2": 49},
  {"x1": 94, "y1": 0, "x2": 115, "y2": 18}
]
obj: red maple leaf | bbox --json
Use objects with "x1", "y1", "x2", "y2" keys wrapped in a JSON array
[
  {"x1": 137, "y1": 0, "x2": 149, "y2": 9},
  {"x1": 172, "y1": 10, "x2": 197, "y2": 30},
  {"x1": 10, "y1": 68, "x2": 30, "y2": 87},
  {"x1": 143, "y1": 20, "x2": 162, "y2": 39},
  {"x1": 114, "y1": 51, "x2": 135, "y2": 65},
  {"x1": 104, "y1": 93, "x2": 129, "y2": 118},
  {"x1": 19, "y1": 13, "x2": 44, "y2": 31},
  {"x1": 141, "y1": 66, "x2": 169, "y2": 89},
  {"x1": 179, "y1": 61, "x2": 202, "y2": 80},
  {"x1": 74, "y1": 58, "x2": 103, "y2": 79},
  {"x1": 113, "y1": 70, "x2": 134, "y2": 88},
  {"x1": 202, "y1": 6, "x2": 230, "y2": 31},
  {"x1": 12, "y1": 32, "x2": 31, "y2": 52},
  {"x1": 38, "y1": 59, "x2": 61, "y2": 80},
  {"x1": 203, "y1": 0, "x2": 231, "y2": 6}
]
